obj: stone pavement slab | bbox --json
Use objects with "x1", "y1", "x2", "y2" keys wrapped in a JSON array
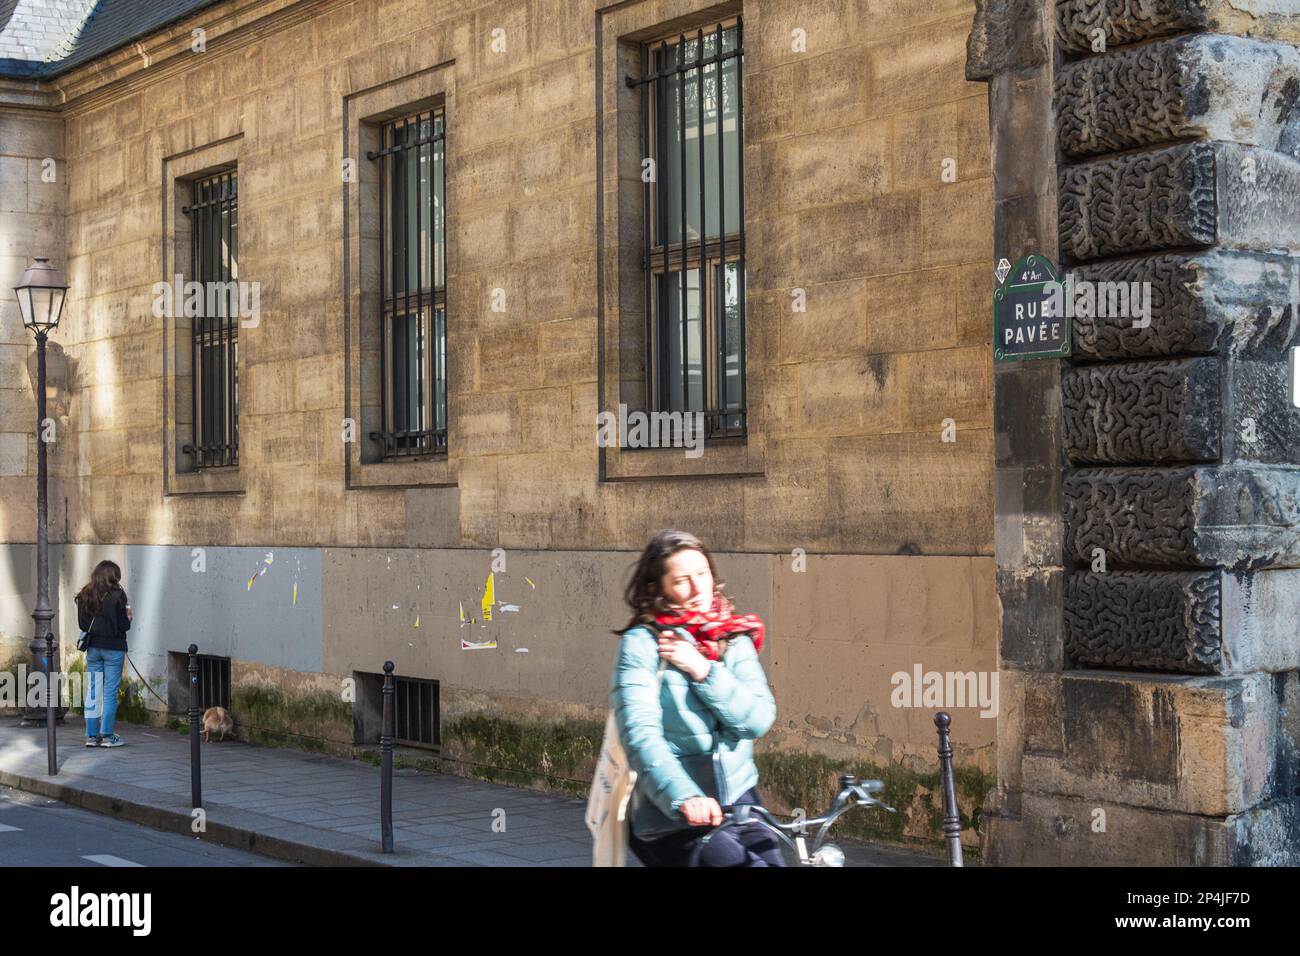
[{"x1": 0, "y1": 715, "x2": 947, "y2": 867}]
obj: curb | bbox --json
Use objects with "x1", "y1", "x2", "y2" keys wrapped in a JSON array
[{"x1": 0, "y1": 768, "x2": 387, "y2": 867}]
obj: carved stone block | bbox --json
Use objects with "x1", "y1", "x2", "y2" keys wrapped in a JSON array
[
  {"x1": 1056, "y1": 0, "x2": 1208, "y2": 56},
  {"x1": 1057, "y1": 35, "x2": 1300, "y2": 159},
  {"x1": 1064, "y1": 466, "x2": 1300, "y2": 569},
  {"x1": 1060, "y1": 143, "x2": 1300, "y2": 261},
  {"x1": 966, "y1": 0, "x2": 1050, "y2": 80},
  {"x1": 1062, "y1": 358, "x2": 1220, "y2": 465},
  {"x1": 1215, "y1": 143, "x2": 1300, "y2": 253},
  {"x1": 1057, "y1": 0, "x2": 1300, "y2": 58},
  {"x1": 1070, "y1": 252, "x2": 1300, "y2": 361},
  {"x1": 1021, "y1": 670, "x2": 1286, "y2": 817},
  {"x1": 1058, "y1": 143, "x2": 1217, "y2": 261},
  {"x1": 1065, "y1": 570, "x2": 1221, "y2": 672},
  {"x1": 1227, "y1": 355, "x2": 1300, "y2": 464},
  {"x1": 1066, "y1": 567, "x2": 1300, "y2": 674}
]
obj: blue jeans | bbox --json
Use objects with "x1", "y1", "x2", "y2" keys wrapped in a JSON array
[
  {"x1": 84, "y1": 647, "x2": 125, "y2": 738},
  {"x1": 627, "y1": 787, "x2": 786, "y2": 867}
]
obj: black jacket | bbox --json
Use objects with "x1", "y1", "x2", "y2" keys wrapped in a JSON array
[{"x1": 76, "y1": 587, "x2": 130, "y2": 652}]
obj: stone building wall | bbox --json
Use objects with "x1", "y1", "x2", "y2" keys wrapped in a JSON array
[
  {"x1": 970, "y1": 0, "x2": 1300, "y2": 865},
  {"x1": 0, "y1": 0, "x2": 997, "y2": 849},
  {"x1": 0, "y1": 94, "x2": 69, "y2": 681}
]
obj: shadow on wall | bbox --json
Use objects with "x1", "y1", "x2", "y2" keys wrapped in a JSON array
[{"x1": 0, "y1": 544, "x2": 35, "y2": 670}]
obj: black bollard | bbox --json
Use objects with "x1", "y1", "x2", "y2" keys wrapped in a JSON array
[
  {"x1": 45, "y1": 634, "x2": 56, "y2": 776},
  {"x1": 189, "y1": 644, "x2": 202, "y2": 809},
  {"x1": 381, "y1": 661, "x2": 394, "y2": 853},
  {"x1": 935, "y1": 712, "x2": 963, "y2": 867}
]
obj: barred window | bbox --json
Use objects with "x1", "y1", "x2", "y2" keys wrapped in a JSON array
[
  {"x1": 631, "y1": 17, "x2": 745, "y2": 439},
  {"x1": 182, "y1": 170, "x2": 239, "y2": 469},
  {"x1": 368, "y1": 107, "x2": 447, "y2": 458},
  {"x1": 394, "y1": 675, "x2": 439, "y2": 749}
]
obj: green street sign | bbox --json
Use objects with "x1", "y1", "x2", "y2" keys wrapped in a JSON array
[{"x1": 994, "y1": 255, "x2": 1071, "y2": 362}]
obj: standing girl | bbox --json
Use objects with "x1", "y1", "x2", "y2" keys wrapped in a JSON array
[
  {"x1": 610, "y1": 529, "x2": 782, "y2": 866},
  {"x1": 75, "y1": 560, "x2": 132, "y2": 748}
]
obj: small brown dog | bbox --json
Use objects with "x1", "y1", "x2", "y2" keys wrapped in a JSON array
[{"x1": 201, "y1": 706, "x2": 234, "y2": 742}]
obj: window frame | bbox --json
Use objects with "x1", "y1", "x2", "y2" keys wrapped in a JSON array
[
  {"x1": 181, "y1": 167, "x2": 239, "y2": 470},
  {"x1": 634, "y1": 15, "x2": 747, "y2": 441},
  {"x1": 367, "y1": 105, "x2": 448, "y2": 461}
]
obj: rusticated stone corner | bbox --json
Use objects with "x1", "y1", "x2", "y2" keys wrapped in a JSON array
[
  {"x1": 1058, "y1": 142, "x2": 1217, "y2": 261},
  {"x1": 1065, "y1": 468, "x2": 1198, "y2": 567},
  {"x1": 967, "y1": 0, "x2": 1050, "y2": 80},
  {"x1": 1058, "y1": 0, "x2": 1300, "y2": 57},
  {"x1": 1062, "y1": 358, "x2": 1220, "y2": 465},
  {"x1": 1030, "y1": 670, "x2": 1282, "y2": 818},
  {"x1": 1060, "y1": 144, "x2": 1300, "y2": 264},
  {"x1": 1056, "y1": 35, "x2": 1300, "y2": 159},
  {"x1": 1064, "y1": 570, "x2": 1222, "y2": 672},
  {"x1": 1214, "y1": 143, "x2": 1300, "y2": 253},
  {"x1": 1065, "y1": 466, "x2": 1300, "y2": 570},
  {"x1": 1070, "y1": 252, "x2": 1300, "y2": 361},
  {"x1": 1064, "y1": 568, "x2": 1300, "y2": 674},
  {"x1": 1055, "y1": 0, "x2": 1209, "y2": 56},
  {"x1": 1229, "y1": 353, "x2": 1300, "y2": 464}
]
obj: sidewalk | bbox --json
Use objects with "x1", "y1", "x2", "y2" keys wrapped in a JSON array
[{"x1": 0, "y1": 715, "x2": 945, "y2": 867}]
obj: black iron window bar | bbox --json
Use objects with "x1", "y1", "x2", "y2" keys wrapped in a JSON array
[
  {"x1": 181, "y1": 170, "x2": 239, "y2": 468},
  {"x1": 393, "y1": 675, "x2": 439, "y2": 748},
  {"x1": 627, "y1": 18, "x2": 747, "y2": 443},
  {"x1": 367, "y1": 108, "x2": 448, "y2": 459},
  {"x1": 197, "y1": 654, "x2": 231, "y2": 711}
]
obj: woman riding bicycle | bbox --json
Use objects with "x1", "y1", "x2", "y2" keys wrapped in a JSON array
[{"x1": 610, "y1": 529, "x2": 782, "y2": 866}]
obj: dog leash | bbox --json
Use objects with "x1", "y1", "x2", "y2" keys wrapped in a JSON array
[{"x1": 125, "y1": 653, "x2": 171, "y2": 707}]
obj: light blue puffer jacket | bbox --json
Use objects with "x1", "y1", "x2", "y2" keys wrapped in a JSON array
[{"x1": 610, "y1": 623, "x2": 776, "y2": 838}]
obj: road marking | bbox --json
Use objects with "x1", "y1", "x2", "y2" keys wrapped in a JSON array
[
  {"x1": 0, "y1": 823, "x2": 22, "y2": 833},
  {"x1": 81, "y1": 854, "x2": 143, "y2": 867}
]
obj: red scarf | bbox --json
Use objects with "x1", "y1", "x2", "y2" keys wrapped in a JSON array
[{"x1": 654, "y1": 595, "x2": 765, "y2": 661}]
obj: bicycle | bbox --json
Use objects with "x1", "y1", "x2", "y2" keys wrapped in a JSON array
[{"x1": 701, "y1": 774, "x2": 896, "y2": 866}]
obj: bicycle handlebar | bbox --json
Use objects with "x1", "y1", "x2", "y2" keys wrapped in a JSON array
[{"x1": 702, "y1": 774, "x2": 896, "y2": 860}]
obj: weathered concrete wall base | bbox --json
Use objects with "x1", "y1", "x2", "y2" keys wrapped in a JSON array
[
  {"x1": 0, "y1": 540, "x2": 997, "y2": 852},
  {"x1": 432, "y1": 687, "x2": 997, "y2": 852},
  {"x1": 228, "y1": 661, "x2": 353, "y2": 756}
]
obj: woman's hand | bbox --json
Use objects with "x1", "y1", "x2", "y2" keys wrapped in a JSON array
[
  {"x1": 657, "y1": 630, "x2": 711, "y2": 681},
  {"x1": 678, "y1": 796, "x2": 723, "y2": 826}
]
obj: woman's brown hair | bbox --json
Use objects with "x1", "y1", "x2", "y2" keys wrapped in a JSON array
[
  {"x1": 615, "y1": 529, "x2": 727, "y2": 634},
  {"x1": 76, "y1": 560, "x2": 122, "y2": 616}
]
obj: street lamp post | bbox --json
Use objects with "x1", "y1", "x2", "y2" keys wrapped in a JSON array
[{"x1": 14, "y1": 258, "x2": 68, "y2": 742}]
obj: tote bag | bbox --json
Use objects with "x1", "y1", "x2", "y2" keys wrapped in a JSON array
[{"x1": 586, "y1": 659, "x2": 667, "y2": 867}]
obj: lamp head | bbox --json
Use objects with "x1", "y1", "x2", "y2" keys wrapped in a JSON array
[{"x1": 14, "y1": 257, "x2": 68, "y2": 335}]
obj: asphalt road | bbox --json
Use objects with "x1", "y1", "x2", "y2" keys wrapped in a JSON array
[{"x1": 0, "y1": 786, "x2": 295, "y2": 867}]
